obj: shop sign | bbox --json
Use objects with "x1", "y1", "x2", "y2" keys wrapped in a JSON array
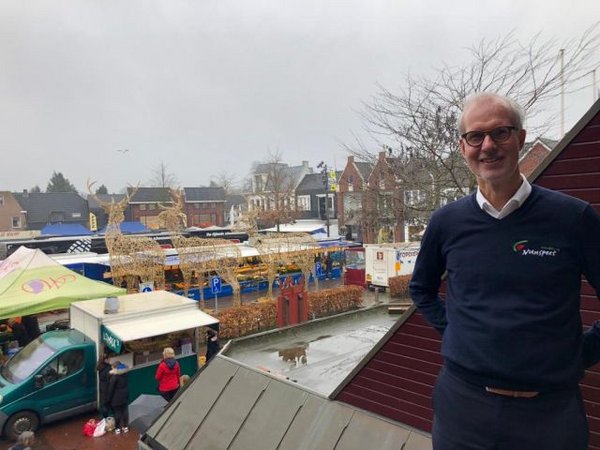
[{"x1": 101, "y1": 325, "x2": 122, "y2": 353}]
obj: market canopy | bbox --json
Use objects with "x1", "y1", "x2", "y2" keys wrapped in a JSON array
[{"x1": 0, "y1": 246, "x2": 125, "y2": 319}]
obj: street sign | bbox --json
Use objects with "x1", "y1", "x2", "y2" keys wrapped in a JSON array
[
  {"x1": 315, "y1": 261, "x2": 323, "y2": 277},
  {"x1": 210, "y1": 276, "x2": 222, "y2": 294},
  {"x1": 139, "y1": 281, "x2": 154, "y2": 293}
]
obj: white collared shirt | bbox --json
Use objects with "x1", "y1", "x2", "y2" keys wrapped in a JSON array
[{"x1": 476, "y1": 174, "x2": 532, "y2": 219}]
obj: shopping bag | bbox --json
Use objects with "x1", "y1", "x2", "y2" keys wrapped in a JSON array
[
  {"x1": 93, "y1": 418, "x2": 106, "y2": 437},
  {"x1": 83, "y1": 418, "x2": 97, "y2": 437},
  {"x1": 105, "y1": 416, "x2": 116, "y2": 432}
]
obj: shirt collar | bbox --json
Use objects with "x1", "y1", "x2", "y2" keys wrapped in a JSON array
[{"x1": 476, "y1": 174, "x2": 532, "y2": 219}]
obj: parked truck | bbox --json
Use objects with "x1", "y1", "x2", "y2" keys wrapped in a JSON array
[
  {"x1": 364, "y1": 243, "x2": 420, "y2": 291},
  {"x1": 0, "y1": 291, "x2": 218, "y2": 440}
]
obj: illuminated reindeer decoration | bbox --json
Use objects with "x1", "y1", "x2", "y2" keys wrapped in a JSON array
[
  {"x1": 88, "y1": 181, "x2": 166, "y2": 292},
  {"x1": 158, "y1": 189, "x2": 243, "y2": 307}
]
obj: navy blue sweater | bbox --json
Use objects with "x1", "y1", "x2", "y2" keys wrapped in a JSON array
[{"x1": 410, "y1": 186, "x2": 600, "y2": 391}]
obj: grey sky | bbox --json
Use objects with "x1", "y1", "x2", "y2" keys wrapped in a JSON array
[{"x1": 1, "y1": 1, "x2": 598, "y2": 193}]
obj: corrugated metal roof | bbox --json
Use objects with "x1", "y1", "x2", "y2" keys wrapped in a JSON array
[
  {"x1": 141, "y1": 356, "x2": 431, "y2": 450},
  {"x1": 128, "y1": 187, "x2": 172, "y2": 203}
]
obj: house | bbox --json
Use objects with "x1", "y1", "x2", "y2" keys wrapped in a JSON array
[
  {"x1": 183, "y1": 187, "x2": 226, "y2": 228},
  {"x1": 247, "y1": 160, "x2": 313, "y2": 227},
  {"x1": 337, "y1": 155, "x2": 373, "y2": 241},
  {"x1": 363, "y1": 151, "x2": 405, "y2": 244},
  {"x1": 127, "y1": 187, "x2": 172, "y2": 229},
  {"x1": 12, "y1": 191, "x2": 89, "y2": 231},
  {"x1": 336, "y1": 97, "x2": 600, "y2": 449},
  {"x1": 225, "y1": 193, "x2": 247, "y2": 227},
  {"x1": 519, "y1": 137, "x2": 556, "y2": 177},
  {"x1": 294, "y1": 172, "x2": 340, "y2": 221},
  {"x1": 0, "y1": 191, "x2": 27, "y2": 233}
]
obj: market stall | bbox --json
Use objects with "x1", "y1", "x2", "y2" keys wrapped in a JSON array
[{"x1": 69, "y1": 290, "x2": 218, "y2": 401}]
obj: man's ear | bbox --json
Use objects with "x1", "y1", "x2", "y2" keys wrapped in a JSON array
[
  {"x1": 459, "y1": 139, "x2": 466, "y2": 158},
  {"x1": 518, "y1": 129, "x2": 527, "y2": 149}
]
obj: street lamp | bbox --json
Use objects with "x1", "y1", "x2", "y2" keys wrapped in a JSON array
[{"x1": 317, "y1": 161, "x2": 330, "y2": 237}]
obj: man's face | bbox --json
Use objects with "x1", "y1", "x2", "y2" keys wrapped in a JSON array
[{"x1": 459, "y1": 98, "x2": 526, "y2": 189}]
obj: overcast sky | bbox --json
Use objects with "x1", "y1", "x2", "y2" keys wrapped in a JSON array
[{"x1": 1, "y1": 1, "x2": 599, "y2": 193}]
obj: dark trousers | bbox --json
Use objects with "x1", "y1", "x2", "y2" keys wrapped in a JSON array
[
  {"x1": 432, "y1": 367, "x2": 588, "y2": 450},
  {"x1": 113, "y1": 404, "x2": 129, "y2": 429},
  {"x1": 160, "y1": 388, "x2": 178, "y2": 402}
]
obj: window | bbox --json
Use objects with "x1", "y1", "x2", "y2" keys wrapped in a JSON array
[
  {"x1": 440, "y1": 188, "x2": 467, "y2": 206},
  {"x1": 148, "y1": 204, "x2": 156, "y2": 210},
  {"x1": 71, "y1": 212, "x2": 81, "y2": 218},
  {"x1": 194, "y1": 203, "x2": 200, "y2": 209},
  {"x1": 40, "y1": 349, "x2": 85, "y2": 385},
  {"x1": 297, "y1": 195, "x2": 311, "y2": 211},
  {"x1": 139, "y1": 204, "x2": 147, "y2": 211},
  {"x1": 404, "y1": 190, "x2": 425, "y2": 206},
  {"x1": 11, "y1": 217, "x2": 21, "y2": 229}
]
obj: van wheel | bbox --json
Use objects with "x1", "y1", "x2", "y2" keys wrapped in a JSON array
[{"x1": 5, "y1": 411, "x2": 39, "y2": 441}]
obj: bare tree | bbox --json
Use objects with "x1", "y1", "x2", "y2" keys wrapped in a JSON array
[
  {"x1": 350, "y1": 25, "x2": 600, "y2": 224},
  {"x1": 150, "y1": 161, "x2": 179, "y2": 188},
  {"x1": 250, "y1": 150, "x2": 298, "y2": 231},
  {"x1": 210, "y1": 170, "x2": 239, "y2": 195}
]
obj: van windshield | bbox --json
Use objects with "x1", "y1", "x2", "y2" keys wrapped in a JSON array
[{"x1": 1, "y1": 338, "x2": 57, "y2": 383}]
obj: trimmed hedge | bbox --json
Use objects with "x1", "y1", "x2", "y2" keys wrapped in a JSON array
[
  {"x1": 216, "y1": 285, "x2": 364, "y2": 339},
  {"x1": 389, "y1": 275, "x2": 412, "y2": 298}
]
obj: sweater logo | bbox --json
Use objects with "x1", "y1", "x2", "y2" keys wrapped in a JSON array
[{"x1": 512, "y1": 240, "x2": 559, "y2": 257}]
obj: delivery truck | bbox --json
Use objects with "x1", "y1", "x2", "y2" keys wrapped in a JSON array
[
  {"x1": 364, "y1": 243, "x2": 420, "y2": 291},
  {"x1": 0, "y1": 291, "x2": 218, "y2": 440}
]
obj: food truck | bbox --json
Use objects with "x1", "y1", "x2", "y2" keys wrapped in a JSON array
[
  {"x1": 0, "y1": 291, "x2": 218, "y2": 440},
  {"x1": 364, "y1": 243, "x2": 420, "y2": 291}
]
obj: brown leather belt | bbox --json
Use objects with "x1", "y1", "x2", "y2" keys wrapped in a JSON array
[{"x1": 485, "y1": 387, "x2": 539, "y2": 398}]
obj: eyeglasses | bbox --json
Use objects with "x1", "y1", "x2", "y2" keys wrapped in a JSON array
[{"x1": 461, "y1": 126, "x2": 517, "y2": 147}]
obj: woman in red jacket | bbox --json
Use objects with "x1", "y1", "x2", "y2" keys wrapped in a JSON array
[{"x1": 155, "y1": 347, "x2": 180, "y2": 401}]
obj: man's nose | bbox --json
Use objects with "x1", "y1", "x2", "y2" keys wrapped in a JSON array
[{"x1": 480, "y1": 133, "x2": 496, "y2": 150}]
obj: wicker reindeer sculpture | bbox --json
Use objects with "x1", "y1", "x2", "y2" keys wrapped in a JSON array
[
  {"x1": 253, "y1": 232, "x2": 319, "y2": 298},
  {"x1": 159, "y1": 189, "x2": 243, "y2": 307},
  {"x1": 88, "y1": 181, "x2": 166, "y2": 292}
]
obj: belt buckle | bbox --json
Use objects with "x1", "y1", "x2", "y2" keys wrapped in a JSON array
[{"x1": 485, "y1": 387, "x2": 539, "y2": 398}]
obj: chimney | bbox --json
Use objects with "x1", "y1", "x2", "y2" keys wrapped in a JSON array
[
  {"x1": 22, "y1": 189, "x2": 28, "y2": 198},
  {"x1": 347, "y1": 155, "x2": 354, "y2": 163},
  {"x1": 302, "y1": 160, "x2": 309, "y2": 169}
]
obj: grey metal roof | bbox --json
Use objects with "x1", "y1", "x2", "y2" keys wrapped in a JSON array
[
  {"x1": 141, "y1": 356, "x2": 431, "y2": 450},
  {"x1": 13, "y1": 192, "x2": 88, "y2": 224},
  {"x1": 184, "y1": 187, "x2": 226, "y2": 202},
  {"x1": 128, "y1": 187, "x2": 172, "y2": 204},
  {"x1": 225, "y1": 193, "x2": 246, "y2": 208}
]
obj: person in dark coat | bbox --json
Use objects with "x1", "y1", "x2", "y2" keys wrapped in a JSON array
[
  {"x1": 205, "y1": 328, "x2": 220, "y2": 363},
  {"x1": 96, "y1": 354, "x2": 112, "y2": 418},
  {"x1": 107, "y1": 361, "x2": 129, "y2": 434},
  {"x1": 7, "y1": 318, "x2": 31, "y2": 347},
  {"x1": 21, "y1": 315, "x2": 41, "y2": 341}
]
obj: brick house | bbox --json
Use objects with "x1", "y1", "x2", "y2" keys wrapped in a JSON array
[
  {"x1": 127, "y1": 187, "x2": 172, "y2": 230},
  {"x1": 337, "y1": 155, "x2": 373, "y2": 241},
  {"x1": 519, "y1": 137, "x2": 556, "y2": 177},
  {"x1": 183, "y1": 187, "x2": 226, "y2": 227},
  {"x1": 0, "y1": 191, "x2": 27, "y2": 232}
]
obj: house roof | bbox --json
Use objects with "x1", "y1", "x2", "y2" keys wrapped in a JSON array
[
  {"x1": 86, "y1": 193, "x2": 125, "y2": 209},
  {"x1": 356, "y1": 161, "x2": 373, "y2": 181},
  {"x1": 141, "y1": 355, "x2": 431, "y2": 450},
  {"x1": 529, "y1": 97, "x2": 600, "y2": 181},
  {"x1": 296, "y1": 171, "x2": 342, "y2": 192},
  {"x1": 264, "y1": 164, "x2": 312, "y2": 191},
  {"x1": 127, "y1": 187, "x2": 172, "y2": 204},
  {"x1": 183, "y1": 187, "x2": 225, "y2": 202},
  {"x1": 13, "y1": 192, "x2": 88, "y2": 224},
  {"x1": 225, "y1": 193, "x2": 246, "y2": 208},
  {"x1": 519, "y1": 137, "x2": 558, "y2": 159}
]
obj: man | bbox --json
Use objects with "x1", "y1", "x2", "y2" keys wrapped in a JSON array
[{"x1": 409, "y1": 92, "x2": 600, "y2": 449}]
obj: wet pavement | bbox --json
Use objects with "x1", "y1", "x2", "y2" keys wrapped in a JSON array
[{"x1": 0, "y1": 412, "x2": 140, "y2": 450}]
